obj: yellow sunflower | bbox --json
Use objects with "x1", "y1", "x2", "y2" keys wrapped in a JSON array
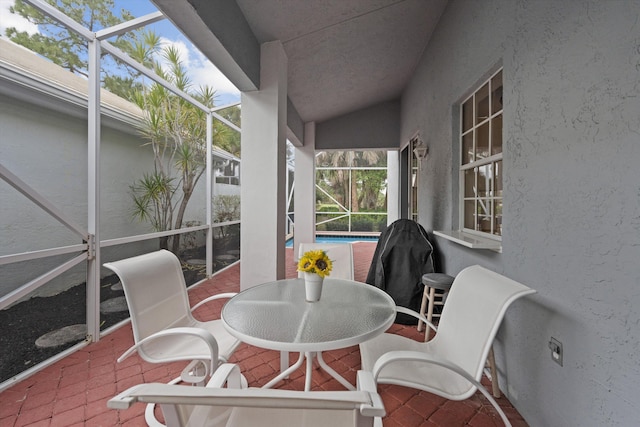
[{"x1": 297, "y1": 250, "x2": 333, "y2": 278}]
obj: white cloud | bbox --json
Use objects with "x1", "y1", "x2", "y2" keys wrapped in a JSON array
[
  {"x1": 189, "y1": 51, "x2": 241, "y2": 103},
  {"x1": 0, "y1": 0, "x2": 39, "y2": 37}
]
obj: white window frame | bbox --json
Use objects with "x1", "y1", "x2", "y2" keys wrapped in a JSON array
[{"x1": 459, "y1": 69, "x2": 503, "y2": 241}]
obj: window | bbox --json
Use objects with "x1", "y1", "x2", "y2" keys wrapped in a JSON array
[
  {"x1": 460, "y1": 69, "x2": 502, "y2": 238},
  {"x1": 214, "y1": 158, "x2": 240, "y2": 185}
]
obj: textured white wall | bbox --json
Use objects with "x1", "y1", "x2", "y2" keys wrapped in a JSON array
[
  {"x1": 403, "y1": 0, "x2": 640, "y2": 425},
  {"x1": 1, "y1": 95, "x2": 213, "y2": 298},
  {"x1": 316, "y1": 100, "x2": 400, "y2": 150},
  {"x1": 0, "y1": 96, "x2": 155, "y2": 297}
]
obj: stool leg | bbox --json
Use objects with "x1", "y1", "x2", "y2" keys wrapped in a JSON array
[
  {"x1": 424, "y1": 287, "x2": 436, "y2": 341},
  {"x1": 417, "y1": 286, "x2": 429, "y2": 332},
  {"x1": 487, "y1": 346, "x2": 500, "y2": 398}
]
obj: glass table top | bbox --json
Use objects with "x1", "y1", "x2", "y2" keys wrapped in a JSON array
[{"x1": 222, "y1": 278, "x2": 396, "y2": 352}]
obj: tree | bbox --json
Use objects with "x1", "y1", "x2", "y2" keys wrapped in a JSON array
[
  {"x1": 315, "y1": 150, "x2": 385, "y2": 212},
  {"x1": 350, "y1": 151, "x2": 383, "y2": 212},
  {"x1": 8, "y1": 0, "x2": 241, "y2": 251},
  {"x1": 5, "y1": 0, "x2": 143, "y2": 98},
  {"x1": 356, "y1": 169, "x2": 387, "y2": 211},
  {"x1": 316, "y1": 151, "x2": 350, "y2": 208},
  {"x1": 215, "y1": 105, "x2": 241, "y2": 157},
  {"x1": 129, "y1": 44, "x2": 236, "y2": 252}
]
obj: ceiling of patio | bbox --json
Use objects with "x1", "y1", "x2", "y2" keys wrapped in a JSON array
[{"x1": 156, "y1": 0, "x2": 448, "y2": 124}]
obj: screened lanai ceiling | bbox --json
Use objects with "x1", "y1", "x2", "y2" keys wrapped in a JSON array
[{"x1": 153, "y1": 0, "x2": 449, "y2": 124}]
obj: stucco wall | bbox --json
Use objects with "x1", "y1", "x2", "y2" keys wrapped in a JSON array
[
  {"x1": 0, "y1": 95, "x2": 155, "y2": 297},
  {"x1": 316, "y1": 100, "x2": 400, "y2": 150},
  {"x1": 0, "y1": 94, "x2": 216, "y2": 298},
  {"x1": 403, "y1": 0, "x2": 640, "y2": 425}
]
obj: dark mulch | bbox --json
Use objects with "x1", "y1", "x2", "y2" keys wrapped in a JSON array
[
  {"x1": 0, "y1": 274, "x2": 129, "y2": 384},
  {"x1": 0, "y1": 263, "x2": 210, "y2": 384},
  {"x1": 0, "y1": 238, "x2": 243, "y2": 384}
]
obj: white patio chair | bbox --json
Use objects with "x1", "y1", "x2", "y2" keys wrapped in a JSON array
[
  {"x1": 359, "y1": 265, "x2": 536, "y2": 426},
  {"x1": 108, "y1": 364, "x2": 385, "y2": 427},
  {"x1": 298, "y1": 242, "x2": 355, "y2": 280},
  {"x1": 104, "y1": 250, "x2": 242, "y2": 425}
]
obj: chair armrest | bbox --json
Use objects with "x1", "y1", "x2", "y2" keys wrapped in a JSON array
[
  {"x1": 356, "y1": 371, "x2": 386, "y2": 418},
  {"x1": 206, "y1": 363, "x2": 245, "y2": 389},
  {"x1": 395, "y1": 306, "x2": 437, "y2": 333},
  {"x1": 117, "y1": 327, "x2": 219, "y2": 375},
  {"x1": 109, "y1": 384, "x2": 380, "y2": 410},
  {"x1": 191, "y1": 292, "x2": 237, "y2": 312},
  {"x1": 356, "y1": 370, "x2": 377, "y2": 393},
  {"x1": 108, "y1": 383, "x2": 148, "y2": 410},
  {"x1": 372, "y1": 351, "x2": 510, "y2": 427}
]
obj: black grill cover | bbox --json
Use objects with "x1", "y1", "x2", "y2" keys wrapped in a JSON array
[{"x1": 366, "y1": 219, "x2": 434, "y2": 324}]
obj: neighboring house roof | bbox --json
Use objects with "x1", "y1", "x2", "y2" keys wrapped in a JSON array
[
  {"x1": 0, "y1": 38, "x2": 143, "y2": 133},
  {"x1": 0, "y1": 38, "x2": 239, "y2": 161}
]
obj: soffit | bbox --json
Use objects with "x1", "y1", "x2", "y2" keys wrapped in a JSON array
[
  {"x1": 157, "y1": 0, "x2": 447, "y2": 124},
  {"x1": 235, "y1": 0, "x2": 447, "y2": 123}
]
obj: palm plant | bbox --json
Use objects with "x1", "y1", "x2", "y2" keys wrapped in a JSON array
[
  {"x1": 8, "y1": 2, "x2": 240, "y2": 251},
  {"x1": 129, "y1": 42, "x2": 234, "y2": 252},
  {"x1": 316, "y1": 151, "x2": 385, "y2": 212},
  {"x1": 316, "y1": 151, "x2": 350, "y2": 208},
  {"x1": 350, "y1": 151, "x2": 384, "y2": 212},
  {"x1": 130, "y1": 173, "x2": 175, "y2": 248}
]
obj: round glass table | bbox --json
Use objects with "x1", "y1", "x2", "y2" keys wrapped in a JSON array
[{"x1": 222, "y1": 278, "x2": 396, "y2": 390}]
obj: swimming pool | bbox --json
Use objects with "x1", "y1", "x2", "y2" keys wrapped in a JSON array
[{"x1": 285, "y1": 235, "x2": 379, "y2": 247}]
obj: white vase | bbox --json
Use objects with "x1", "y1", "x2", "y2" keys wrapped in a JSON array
[{"x1": 304, "y1": 272, "x2": 324, "y2": 302}]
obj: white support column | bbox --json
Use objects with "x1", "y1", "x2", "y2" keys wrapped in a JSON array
[
  {"x1": 86, "y1": 37, "x2": 101, "y2": 342},
  {"x1": 387, "y1": 151, "x2": 400, "y2": 225},
  {"x1": 293, "y1": 122, "x2": 316, "y2": 256},
  {"x1": 240, "y1": 41, "x2": 287, "y2": 290},
  {"x1": 206, "y1": 112, "x2": 213, "y2": 277}
]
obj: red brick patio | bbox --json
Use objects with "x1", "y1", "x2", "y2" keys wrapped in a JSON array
[{"x1": 0, "y1": 242, "x2": 527, "y2": 426}]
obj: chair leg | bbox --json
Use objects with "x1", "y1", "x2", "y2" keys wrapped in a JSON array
[
  {"x1": 180, "y1": 360, "x2": 208, "y2": 385},
  {"x1": 424, "y1": 287, "x2": 436, "y2": 341},
  {"x1": 417, "y1": 286, "x2": 429, "y2": 332},
  {"x1": 280, "y1": 351, "x2": 289, "y2": 376},
  {"x1": 487, "y1": 346, "x2": 500, "y2": 398}
]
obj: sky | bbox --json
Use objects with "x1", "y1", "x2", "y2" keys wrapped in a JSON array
[{"x1": 0, "y1": 0, "x2": 241, "y2": 106}]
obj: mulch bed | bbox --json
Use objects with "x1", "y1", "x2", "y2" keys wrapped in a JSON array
[
  {"x1": 0, "y1": 264, "x2": 208, "y2": 384},
  {"x1": 0, "y1": 274, "x2": 127, "y2": 383}
]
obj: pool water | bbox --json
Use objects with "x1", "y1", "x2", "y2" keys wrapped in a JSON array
[{"x1": 285, "y1": 235, "x2": 378, "y2": 248}]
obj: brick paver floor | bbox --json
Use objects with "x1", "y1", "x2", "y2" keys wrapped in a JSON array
[{"x1": 1, "y1": 242, "x2": 527, "y2": 426}]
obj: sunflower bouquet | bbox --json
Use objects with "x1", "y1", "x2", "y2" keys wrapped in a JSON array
[{"x1": 297, "y1": 250, "x2": 333, "y2": 278}]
